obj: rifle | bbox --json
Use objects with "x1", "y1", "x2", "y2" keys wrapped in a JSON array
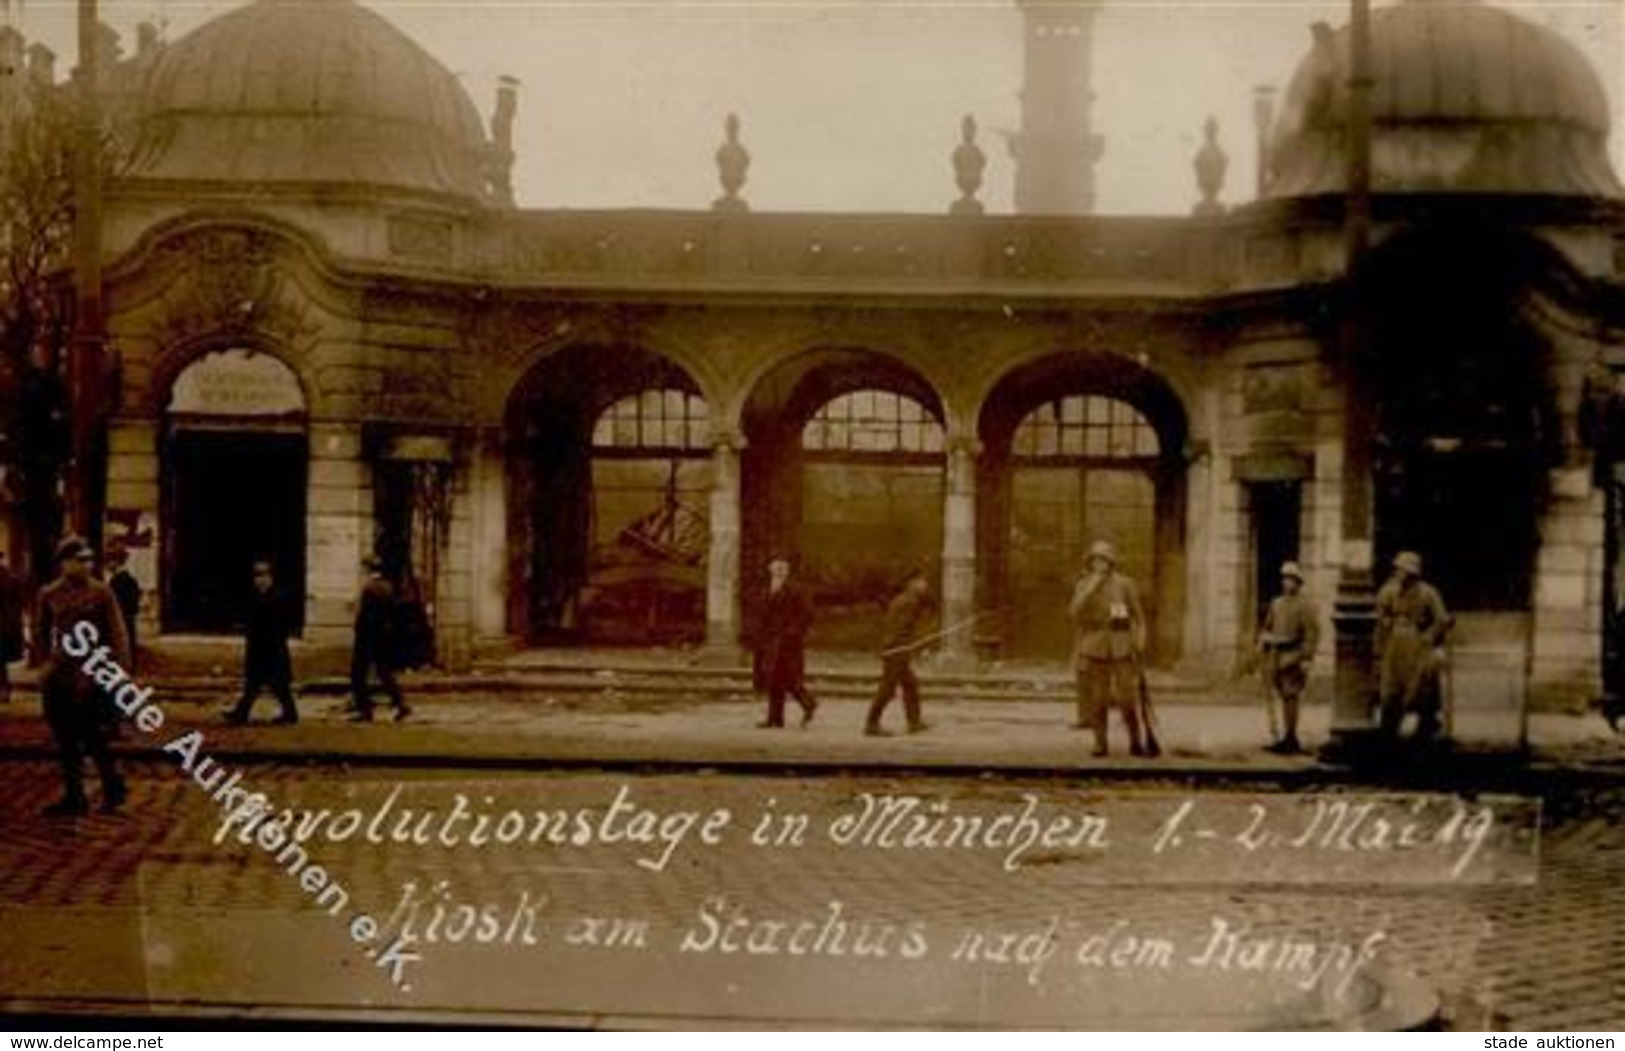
[
  {"x1": 879, "y1": 610, "x2": 995, "y2": 658},
  {"x1": 1136, "y1": 657, "x2": 1162, "y2": 758},
  {"x1": 1256, "y1": 646, "x2": 1281, "y2": 742}
]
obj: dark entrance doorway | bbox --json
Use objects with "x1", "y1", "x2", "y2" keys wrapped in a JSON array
[
  {"x1": 1248, "y1": 481, "x2": 1302, "y2": 632},
  {"x1": 1378, "y1": 444, "x2": 1538, "y2": 611},
  {"x1": 166, "y1": 428, "x2": 307, "y2": 633},
  {"x1": 163, "y1": 349, "x2": 308, "y2": 635},
  {"x1": 1367, "y1": 230, "x2": 1559, "y2": 613}
]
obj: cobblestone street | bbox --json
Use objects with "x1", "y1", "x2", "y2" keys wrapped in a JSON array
[{"x1": 1, "y1": 755, "x2": 1621, "y2": 1030}]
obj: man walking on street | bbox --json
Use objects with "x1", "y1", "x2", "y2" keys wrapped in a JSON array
[
  {"x1": 33, "y1": 536, "x2": 129, "y2": 816},
  {"x1": 350, "y1": 555, "x2": 409, "y2": 723},
  {"x1": 865, "y1": 568, "x2": 933, "y2": 737},
  {"x1": 0, "y1": 551, "x2": 24, "y2": 704},
  {"x1": 226, "y1": 560, "x2": 299, "y2": 726},
  {"x1": 1257, "y1": 560, "x2": 1319, "y2": 754},
  {"x1": 1375, "y1": 550, "x2": 1451, "y2": 743},
  {"x1": 754, "y1": 556, "x2": 817, "y2": 729},
  {"x1": 1070, "y1": 540, "x2": 1148, "y2": 757}
]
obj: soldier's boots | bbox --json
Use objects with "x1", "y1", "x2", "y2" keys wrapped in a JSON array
[{"x1": 1091, "y1": 713, "x2": 1147, "y2": 758}]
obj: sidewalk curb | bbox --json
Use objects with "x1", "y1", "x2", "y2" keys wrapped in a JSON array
[{"x1": 1, "y1": 735, "x2": 1618, "y2": 791}]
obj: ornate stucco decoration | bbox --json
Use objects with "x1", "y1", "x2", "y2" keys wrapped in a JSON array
[{"x1": 150, "y1": 228, "x2": 319, "y2": 356}]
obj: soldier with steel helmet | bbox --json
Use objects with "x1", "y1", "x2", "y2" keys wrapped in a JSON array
[
  {"x1": 1069, "y1": 539, "x2": 1148, "y2": 757},
  {"x1": 1257, "y1": 560, "x2": 1320, "y2": 754},
  {"x1": 1375, "y1": 549, "x2": 1451, "y2": 742}
]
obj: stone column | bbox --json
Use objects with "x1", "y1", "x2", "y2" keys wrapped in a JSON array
[
  {"x1": 305, "y1": 422, "x2": 371, "y2": 653},
  {"x1": 468, "y1": 428, "x2": 510, "y2": 642},
  {"x1": 940, "y1": 436, "x2": 980, "y2": 667},
  {"x1": 703, "y1": 433, "x2": 744, "y2": 658},
  {"x1": 438, "y1": 454, "x2": 474, "y2": 673}
]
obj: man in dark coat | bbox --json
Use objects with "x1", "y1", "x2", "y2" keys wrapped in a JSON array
[
  {"x1": 0, "y1": 551, "x2": 24, "y2": 704},
  {"x1": 350, "y1": 555, "x2": 409, "y2": 723},
  {"x1": 1070, "y1": 540, "x2": 1148, "y2": 757},
  {"x1": 33, "y1": 536, "x2": 129, "y2": 816},
  {"x1": 105, "y1": 542, "x2": 141, "y2": 659},
  {"x1": 1375, "y1": 550, "x2": 1450, "y2": 742},
  {"x1": 864, "y1": 568, "x2": 934, "y2": 737},
  {"x1": 754, "y1": 556, "x2": 817, "y2": 728},
  {"x1": 226, "y1": 560, "x2": 299, "y2": 726}
]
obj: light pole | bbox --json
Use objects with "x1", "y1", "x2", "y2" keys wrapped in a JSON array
[
  {"x1": 68, "y1": 0, "x2": 104, "y2": 551},
  {"x1": 1328, "y1": 0, "x2": 1379, "y2": 750}
]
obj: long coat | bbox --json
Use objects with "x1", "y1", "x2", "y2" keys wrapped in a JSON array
[
  {"x1": 1375, "y1": 576, "x2": 1449, "y2": 708},
  {"x1": 354, "y1": 576, "x2": 398, "y2": 664},
  {"x1": 244, "y1": 586, "x2": 295, "y2": 682},
  {"x1": 753, "y1": 581, "x2": 812, "y2": 693},
  {"x1": 109, "y1": 568, "x2": 141, "y2": 649}
]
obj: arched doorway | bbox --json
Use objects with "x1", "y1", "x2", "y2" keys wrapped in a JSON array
[
  {"x1": 505, "y1": 346, "x2": 712, "y2": 645},
  {"x1": 980, "y1": 354, "x2": 1188, "y2": 662},
  {"x1": 742, "y1": 351, "x2": 946, "y2": 649},
  {"x1": 163, "y1": 348, "x2": 308, "y2": 633},
  {"x1": 1367, "y1": 231, "x2": 1562, "y2": 612}
]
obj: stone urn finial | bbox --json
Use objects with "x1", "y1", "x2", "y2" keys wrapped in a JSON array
[
  {"x1": 1193, "y1": 116, "x2": 1229, "y2": 216},
  {"x1": 713, "y1": 112, "x2": 751, "y2": 213},
  {"x1": 950, "y1": 114, "x2": 987, "y2": 216}
]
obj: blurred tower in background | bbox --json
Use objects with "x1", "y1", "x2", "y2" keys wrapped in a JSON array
[{"x1": 1011, "y1": 0, "x2": 1103, "y2": 215}]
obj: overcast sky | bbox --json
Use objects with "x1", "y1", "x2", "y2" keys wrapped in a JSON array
[{"x1": 10, "y1": 0, "x2": 1624, "y2": 215}]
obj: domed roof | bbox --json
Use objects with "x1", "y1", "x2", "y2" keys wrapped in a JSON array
[
  {"x1": 128, "y1": 0, "x2": 494, "y2": 203},
  {"x1": 1265, "y1": 0, "x2": 1622, "y2": 199}
]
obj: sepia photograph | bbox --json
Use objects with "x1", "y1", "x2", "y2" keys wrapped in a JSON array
[{"x1": 0, "y1": 0, "x2": 1623, "y2": 1033}]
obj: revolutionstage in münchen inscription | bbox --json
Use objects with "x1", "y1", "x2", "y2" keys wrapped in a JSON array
[{"x1": 827, "y1": 792, "x2": 1110, "y2": 871}]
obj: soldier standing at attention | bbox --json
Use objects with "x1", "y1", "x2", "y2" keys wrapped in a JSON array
[
  {"x1": 1375, "y1": 550, "x2": 1450, "y2": 743},
  {"x1": 350, "y1": 555, "x2": 409, "y2": 723},
  {"x1": 33, "y1": 536, "x2": 130, "y2": 816},
  {"x1": 1070, "y1": 540, "x2": 1147, "y2": 758},
  {"x1": 1257, "y1": 561, "x2": 1320, "y2": 754},
  {"x1": 226, "y1": 560, "x2": 299, "y2": 726},
  {"x1": 864, "y1": 568, "x2": 933, "y2": 737}
]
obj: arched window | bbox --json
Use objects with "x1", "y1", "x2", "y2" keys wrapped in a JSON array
[
  {"x1": 1011, "y1": 395, "x2": 1159, "y2": 460},
  {"x1": 592, "y1": 389, "x2": 710, "y2": 453},
  {"x1": 802, "y1": 389, "x2": 944, "y2": 454}
]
